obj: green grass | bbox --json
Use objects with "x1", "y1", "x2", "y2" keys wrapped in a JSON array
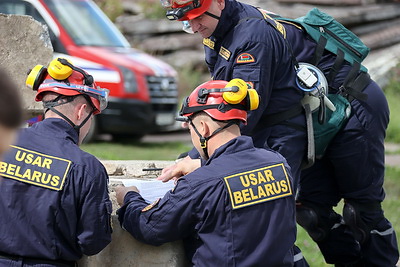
[
  {"x1": 384, "y1": 65, "x2": 400, "y2": 143},
  {"x1": 81, "y1": 140, "x2": 191, "y2": 160}
]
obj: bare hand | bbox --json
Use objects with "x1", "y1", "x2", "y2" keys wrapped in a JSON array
[
  {"x1": 115, "y1": 185, "x2": 139, "y2": 206},
  {"x1": 157, "y1": 156, "x2": 201, "y2": 182}
]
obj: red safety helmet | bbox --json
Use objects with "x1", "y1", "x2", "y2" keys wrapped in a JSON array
[
  {"x1": 27, "y1": 58, "x2": 109, "y2": 115},
  {"x1": 179, "y1": 80, "x2": 250, "y2": 123},
  {"x1": 162, "y1": 0, "x2": 212, "y2": 21}
]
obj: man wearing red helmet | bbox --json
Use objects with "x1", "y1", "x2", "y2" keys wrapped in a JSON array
[
  {"x1": 116, "y1": 79, "x2": 297, "y2": 266},
  {"x1": 0, "y1": 58, "x2": 112, "y2": 266}
]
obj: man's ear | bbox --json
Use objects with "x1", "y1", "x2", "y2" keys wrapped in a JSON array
[
  {"x1": 216, "y1": 0, "x2": 225, "y2": 10},
  {"x1": 76, "y1": 103, "x2": 88, "y2": 122},
  {"x1": 200, "y1": 118, "x2": 211, "y2": 137}
]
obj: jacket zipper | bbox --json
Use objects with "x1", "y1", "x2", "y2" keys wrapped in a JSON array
[{"x1": 319, "y1": 26, "x2": 363, "y2": 59}]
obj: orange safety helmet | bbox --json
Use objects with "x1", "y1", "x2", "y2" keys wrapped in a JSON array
[
  {"x1": 162, "y1": 0, "x2": 212, "y2": 21},
  {"x1": 179, "y1": 79, "x2": 259, "y2": 123},
  {"x1": 26, "y1": 58, "x2": 109, "y2": 115}
]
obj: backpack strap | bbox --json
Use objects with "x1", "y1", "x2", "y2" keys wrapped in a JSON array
[
  {"x1": 327, "y1": 49, "x2": 345, "y2": 83},
  {"x1": 302, "y1": 103, "x2": 315, "y2": 169},
  {"x1": 339, "y1": 62, "x2": 369, "y2": 102},
  {"x1": 311, "y1": 35, "x2": 327, "y2": 66},
  {"x1": 258, "y1": 104, "x2": 304, "y2": 128}
]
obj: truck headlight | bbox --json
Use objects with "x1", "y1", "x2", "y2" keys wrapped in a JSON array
[{"x1": 119, "y1": 66, "x2": 137, "y2": 93}]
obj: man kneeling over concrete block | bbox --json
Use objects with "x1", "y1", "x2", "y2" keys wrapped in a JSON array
[{"x1": 116, "y1": 79, "x2": 297, "y2": 266}]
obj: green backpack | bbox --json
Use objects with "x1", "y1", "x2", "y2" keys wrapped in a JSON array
[
  {"x1": 259, "y1": 9, "x2": 371, "y2": 167},
  {"x1": 280, "y1": 8, "x2": 370, "y2": 72}
]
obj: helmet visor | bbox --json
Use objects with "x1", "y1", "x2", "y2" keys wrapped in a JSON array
[
  {"x1": 39, "y1": 82, "x2": 109, "y2": 111},
  {"x1": 84, "y1": 86, "x2": 109, "y2": 111},
  {"x1": 160, "y1": 0, "x2": 193, "y2": 8}
]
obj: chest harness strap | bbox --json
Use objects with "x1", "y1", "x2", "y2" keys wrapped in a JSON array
[{"x1": 43, "y1": 95, "x2": 94, "y2": 137}]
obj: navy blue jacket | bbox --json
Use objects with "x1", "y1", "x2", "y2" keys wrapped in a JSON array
[
  {"x1": 0, "y1": 119, "x2": 112, "y2": 261},
  {"x1": 203, "y1": 0, "x2": 304, "y2": 137},
  {"x1": 118, "y1": 136, "x2": 296, "y2": 266}
]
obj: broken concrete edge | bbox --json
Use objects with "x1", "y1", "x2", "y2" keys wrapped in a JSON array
[
  {"x1": 78, "y1": 160, "x2": 189, "y2": 267},
  {"x1": 101, "y1": 159, "x2": 174, "y2": 177},
  {"x1": 104, "y1": 160, "x2": 175, "y2": 212}
]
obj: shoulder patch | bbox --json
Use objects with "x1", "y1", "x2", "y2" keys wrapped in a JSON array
[
  {"x1": 236, "y1": 53, "x2": 255, "y2": 64},
  {"x1": 219, "y1": 46, "x2": 231, "y2": 61},
  {"x1": 203, "y1": 38, "x2": 215, "y2": 50},
  {"x1": 0, "y1": 145, "x2": 71, "y2": 191},
  {"x1": 142, "y1": 198, "x2": 160, "y2": 212},
  {"x1": 224, "y1": 163, "x2": 293, "y2": 210},
  {"x1": 277, "y1": 19, "x2": 303, "y2": 30},
  {"x1": 259, "y1": 10, "x2": 287, "y2": 38}
]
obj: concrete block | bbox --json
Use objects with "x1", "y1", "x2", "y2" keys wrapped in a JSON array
[
  {"x1": 0, "y1": 14, "x2": 53, "y2": 114},
  {"x1": 79, "y1": 160, "x2": 189, "y2": 267},
  {"x1": 78, "y1": 216, "x2": 188, "y2": 267},
  {"x1": 101, "y1": 160, "x2": 173, "y2": 177}
]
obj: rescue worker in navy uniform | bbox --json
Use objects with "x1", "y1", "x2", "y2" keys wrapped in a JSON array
[
  {"x1": 0, "y1": 68, "x2": 23, "y2": 158},
  {"x1": 160, "y1": 0, "x2": 399, "y2": 266},
  {"x1": 0, "y1": 58, "x2": 112, "y2": 266},
  {"x1": 281, "y1": 16, "x2": 399, "y2": 267},
  {"x1": 116, "y1": 79, "x2": 297, "y2": 266}
]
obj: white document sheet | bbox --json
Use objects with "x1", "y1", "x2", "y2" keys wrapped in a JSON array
[{"x1": 117, "y1": 178, "x2": 175, "y2": 203}]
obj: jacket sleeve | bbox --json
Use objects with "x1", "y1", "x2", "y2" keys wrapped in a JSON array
[
  {"x1": 232, "y1": 40, "x2": 280, "y2": 135},
  {"x1": 77, "y1": 167, "x2": 112, "y2": 255},
  {"x1": 117, "y1": 178, "x2": 195, "y2": 246},
  {"x1": 214, "y1": 26, "x2": 300, "y2": 136}
]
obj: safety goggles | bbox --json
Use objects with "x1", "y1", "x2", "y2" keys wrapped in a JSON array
[
  {"x1": 39, "y1": 82, "x2": 109, "y2": 111},
  {"x1": 160, "y1": 0, "x2": 194, "y2": 8},
  {"x1": 182, "y1": 21, "x2": 194, "y2": 34},
  {"x1": 85, "y1": 86, "x2": 109, "y2": 111}
]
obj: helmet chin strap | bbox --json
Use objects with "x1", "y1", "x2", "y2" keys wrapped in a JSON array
[
  {"x1": 43, "y1": 95, "x2": 93, "y2": 137},
  {"x1": 189, "y1": 119, "x2": 236, "y2": 159},
  {"x1": 204, "y1": 11, "x2": 220, "y2": 20}
]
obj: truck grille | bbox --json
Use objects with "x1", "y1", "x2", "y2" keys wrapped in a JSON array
[{"x1": 147, "y1": 76, "x2": 178, "y2": 112}]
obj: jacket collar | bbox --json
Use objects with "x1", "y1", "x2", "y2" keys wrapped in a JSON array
[
  {"x1": 204, "y1": 135, "x2": 254, "y2": 165},
  {"x1": 211, "y1": 0, "x2": 239, "y2": 40},
  {"x1": 31, "y1": 118, "x2": 79, "y2": 144}
]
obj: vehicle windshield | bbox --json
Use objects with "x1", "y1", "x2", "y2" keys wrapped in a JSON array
[{"x1": 44, "y1": 0, "x2": 130, "y2": 47}]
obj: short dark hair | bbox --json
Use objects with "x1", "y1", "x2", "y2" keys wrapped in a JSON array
[{"x1": 0, "y1": 68, "x2": 24, "y2": 128}]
